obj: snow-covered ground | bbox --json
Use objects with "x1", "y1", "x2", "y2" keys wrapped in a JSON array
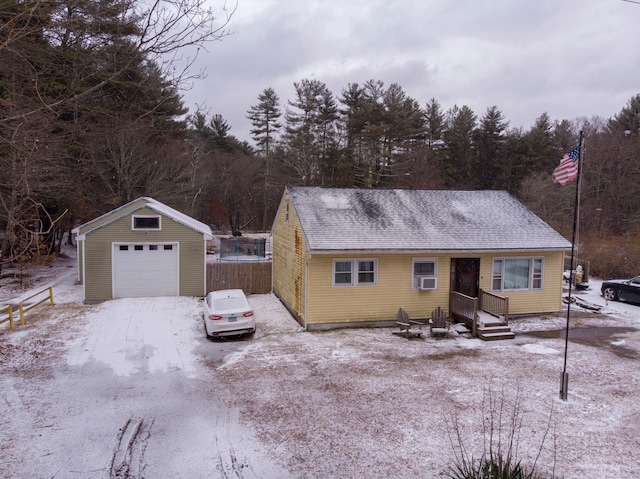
[{"x1": 1, "y1": 251, "x2": 639, "y2": 478}]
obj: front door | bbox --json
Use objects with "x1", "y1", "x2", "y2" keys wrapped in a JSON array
[{"x1": 451, "y1": 258, "x2": 480, "y2": 298}]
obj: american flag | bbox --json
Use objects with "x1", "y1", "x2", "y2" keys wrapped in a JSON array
[{"x1": 552, "y1": 146, "x2": 580, "y2": 185}]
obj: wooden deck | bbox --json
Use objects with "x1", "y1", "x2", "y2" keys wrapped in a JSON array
[{"x1": 450, "y1": 289, "x2": 514, "y2": 341}]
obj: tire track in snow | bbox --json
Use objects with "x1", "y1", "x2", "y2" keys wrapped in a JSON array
[
  {"x1": 110, "y1": 415, "x2": 154, "y2": 479},
  {"x1": 213, "y1": 407, "x2": 256, "y2": 478}
]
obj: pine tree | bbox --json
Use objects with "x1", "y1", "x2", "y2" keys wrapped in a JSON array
[
  {"x1": 247, "y1": 87, "x2": 282, "y2": 230},
  {"x1": 443, "y1": 105, "x2": 477, "y2": 188},
  {"x1": 282, "y1": 79, "x2": 337, "y2": 186},
  {"x1": 474, "y1": 106, "x2": 508, "y2": 189},
  {"x1": 424, "y1": 98, "x2": 446, "y2": 149},
  {"x1": 609, "y1": 94, "x2": 640, "y2": 134}
]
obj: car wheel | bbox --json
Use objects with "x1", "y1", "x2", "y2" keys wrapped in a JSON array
[{"x1": 603, "y1": 287, "x2": 618, "y2": 301}]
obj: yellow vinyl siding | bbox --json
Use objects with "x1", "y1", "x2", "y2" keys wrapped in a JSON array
[
  {"x1": 306, "y1": 254, "x2": 451, "y2": 325},
  {"x1": 83, "y1": 206, "x2": 206, "y2": 302},
  {"x1": 272, "y1": 193, "x2": 307, "y2": 322},
  {"x1": 304, "y1": 251, "x2": 565, "y2": 326},
  {"x1": 272, "y1": 190, "x2": 567, "y2": 327},
  {"x1": 479, "y1": 251, "x2": 565, "y2": 314}
]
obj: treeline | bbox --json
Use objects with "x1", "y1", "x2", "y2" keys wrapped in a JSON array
[
  {"x1": 2, "y1": 1, "x2": 639, "y2": 277},
  {"x1": 251, "y1": 84, "x2": 640, "y2": 277},
  {"x1": 247, "y1": 81, "x2": 640, "y2": 242}
]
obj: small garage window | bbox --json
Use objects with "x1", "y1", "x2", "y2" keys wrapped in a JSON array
[
  {"x1": 119, "y1": 245, "x2": 128, "y2": 251},
  {"x1": 134, "y1": 245, "x2": 143, "y2": 251},
  {"x1": 132, "y1": 215, "x2": 161, "y2": 230}
]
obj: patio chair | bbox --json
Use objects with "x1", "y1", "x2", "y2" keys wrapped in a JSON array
[
  {"x1": 394, "y1": 308, "x2": 424, "y2": 338},
  {"x1": 429, "y1": 306, "x2": 450, "y2": 338}
]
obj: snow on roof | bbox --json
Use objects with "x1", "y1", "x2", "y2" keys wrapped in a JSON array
[
  {"x1": 74, "y1": 197, "x2": 212, "y2": 239},
  {"x1": 143, "y1": 198, "x2": 212, "y2": 239},
  {"x1": 287, "y1": 187, "x2": 572, "y2": 252}
]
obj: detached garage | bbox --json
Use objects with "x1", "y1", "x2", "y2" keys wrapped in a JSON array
[{"x1": 73, "y1": 197, "x2": 213, "y2": 303}]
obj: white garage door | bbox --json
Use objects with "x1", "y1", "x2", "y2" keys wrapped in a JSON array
[{"x1": 112, "y1": 243, "x2": 179, "y2": 298}]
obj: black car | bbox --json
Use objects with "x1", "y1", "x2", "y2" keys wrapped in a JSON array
[{"x1": 601, "y1": 276, "x2": 640, "y2": 304}]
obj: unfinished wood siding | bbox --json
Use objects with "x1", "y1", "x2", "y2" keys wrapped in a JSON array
[
  {"x1": 306, "y1": 254, "x2": 451, "y2": 325},
  {"x1": 477, "y1": 250, "x2": 565, "y2": 314},
  {"x1": 272, "y1": 193, "x2": 307, "y2": 322},
  {"x1": 83, "y1": 206, "x2": 206, "y2": 302}
]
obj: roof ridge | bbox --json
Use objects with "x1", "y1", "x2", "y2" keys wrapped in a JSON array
[{"x1": 285, "y1": 187, "x2": 570, "y2": 252}]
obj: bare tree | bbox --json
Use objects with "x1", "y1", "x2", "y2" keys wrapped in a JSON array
[{"x1": 0, "y1": 0, "x2": 235, "y2": 264}]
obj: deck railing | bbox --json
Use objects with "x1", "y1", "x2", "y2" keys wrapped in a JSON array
[
  {"x1": 478, "y1": 289, "x2": 509, "y2": 323},
  {"x1": 450, "y1": 289, "x2": 510, "y2": 337},
  {"x1": 450, "y1": 291, "x2": 479, "y2": 335}
]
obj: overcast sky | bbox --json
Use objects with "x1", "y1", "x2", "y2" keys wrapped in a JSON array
[{"x1": 180, "y1": 0, "x2": 640, "y2": 145}]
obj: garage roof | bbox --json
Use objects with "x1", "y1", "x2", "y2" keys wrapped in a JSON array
[
  {"x1": 73, "y1": 197, "x2": 213, "y2": 239},
  {"x1": 286, "y1": 187, "x2": 571, "y2": 252}
]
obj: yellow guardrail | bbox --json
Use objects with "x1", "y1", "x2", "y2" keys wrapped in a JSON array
[
  {"x1": 0, "y1": 286, "x2": 54, "y2": 330},
  {"x1": 0, "y1": 304, "x2": 14, "y2": 330}
]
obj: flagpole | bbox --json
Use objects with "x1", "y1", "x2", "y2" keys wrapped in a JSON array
[{"x1": 560, "y1": 129, "x2": 584, "y2": 401}]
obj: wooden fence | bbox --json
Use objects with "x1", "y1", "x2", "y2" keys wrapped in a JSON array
[{"x1": 206, "y1": 261, "x2": 272, "y2": 294}]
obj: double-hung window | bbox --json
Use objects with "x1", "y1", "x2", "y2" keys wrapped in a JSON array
[
  {"x1": 413, "y1": 258, "x2": 437, "y2": 290},
  {"x1": 492, "y1": 257, "x2": 544, "y2": 291},
  {"x1": 333, "y1": 259, "x2": 377, "y2": 286}
]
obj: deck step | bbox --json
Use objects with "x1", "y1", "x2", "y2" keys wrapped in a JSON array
[
  {"x1": 480, "y1": 320, "x2": 507, "y2": 328},
  {"x1": 477, "y1": 323, "x2": 515, "y2": 341},
  {"x1": 477, "y1": 324, "x2": 511, "y2": 334},
  {"x1": 478, "y1": 331, "x2": 516, "y2": 341}
]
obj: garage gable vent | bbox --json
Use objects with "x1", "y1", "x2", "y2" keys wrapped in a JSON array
[{"x1": 132, "y1": 215, "x2": 161, "y2": 230}]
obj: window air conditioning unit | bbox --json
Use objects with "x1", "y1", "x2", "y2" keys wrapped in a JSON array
[{"x1": 419, "y1": 277, "x2": 436, "y2": 290}]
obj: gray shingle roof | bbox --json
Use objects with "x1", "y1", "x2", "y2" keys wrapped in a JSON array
[{"x1": 287, "y1": 187, "x2": 571, "y2": 252}]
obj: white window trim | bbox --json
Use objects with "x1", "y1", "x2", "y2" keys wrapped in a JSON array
[
  {"x1": 332, "y1": 258, "x2": 378, "y2": 287},
  {"x1": 132, "y1": 215, "x2": 161, "y2": 231},
  {"x1": 492, "y1": 257, "x2": 544, "y2": 292},
  {"x1": 412, "y1": 257, "x2": 438, "y2": 290}
]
